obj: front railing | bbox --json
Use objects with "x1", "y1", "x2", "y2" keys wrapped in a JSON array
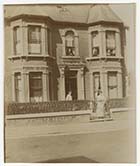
[
  {"x1": 6, "y1": 100, "x2": 91, "y2": 115},
  {"x1": 5, "y1": 98, "x2": 130, "y2": 115}
]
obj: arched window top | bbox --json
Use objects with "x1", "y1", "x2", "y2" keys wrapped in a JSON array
[
  {"x1": 61, "y1": 28, "x2": 78, "y2": 37},
  {"x1": 65, "y1": 30, "x2": 75, "y2": 37}
]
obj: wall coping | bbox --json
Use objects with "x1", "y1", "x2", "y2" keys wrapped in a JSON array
[
  {"x1": 6, "y1": 110, "x2": 92, "y2": 120},
  {"x1": 6, "y1": 107, "x2": 135, "y2": 120}
]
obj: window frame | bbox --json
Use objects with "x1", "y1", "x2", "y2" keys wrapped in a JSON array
[
  {"x1": 28, "y1": 25, "x2": 42, "y2": 54},
  {"x1": 29, "y1": 72, "x2": 43, "y2": 102},
  {"x1": 106, "y1": 30, "x2": 116, "y2": 56}
]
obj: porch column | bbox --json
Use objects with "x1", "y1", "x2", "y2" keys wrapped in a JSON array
[
  {"x1": 23, "y1": 72, "x2": 30, "y2": 102},
  {"x1": 77, "y1": 68, "x2": 85, "y2": 100},
  {"x1": 117, "y1": 71, "x2": 123, "y2": 98},
  {"x1": 100, "y1": 71, "x2": 108, "y2": 98},
  {"x1": 11, "y1": 73, "x2": 15, "y2": 102},
  {"x1": 60, "y1": 68, "x2": 65, "y2": 100},
  {"x1": 89, "y1": 72, "x2": 94, "y2": 100},
  {"x1": 42, "y1": 71, "x2": 49, "y2": 101}
]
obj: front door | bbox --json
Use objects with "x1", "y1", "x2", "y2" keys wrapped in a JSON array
[{"x1": 65, "y1": 71, "x2": 77, "y2": 100}]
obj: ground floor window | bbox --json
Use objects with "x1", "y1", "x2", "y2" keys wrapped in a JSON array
[
  {"x1": 15, "y1": 73, "x2": 22, "y2": 102},
  {"x1": 29, "y1": 72, "x2": 43, "y2": 102},
  {"x1": 108, "y1": 72, "x2": 118, "y2": 98}
]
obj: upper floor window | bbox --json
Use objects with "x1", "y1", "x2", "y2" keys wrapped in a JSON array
[
  {"x1": 106, "y1": 31, "x2": 116, "y2": 56},
  {"x1": 13, "y1": 26, "x2": 21, "y2": 55},
  {"x1": 28, "y1": 25, "x2": 41, "y2": 54},
  {"x1": 92, "y1": 31, "x2": 99, "y2": 56},
  {"x1": 65, "y1": 31, "x2": 75, "y2": 56}
]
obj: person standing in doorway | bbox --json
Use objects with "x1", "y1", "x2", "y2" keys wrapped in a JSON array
[{"x1": 65, "y1": 91, "x2": 72, "y2": 101}]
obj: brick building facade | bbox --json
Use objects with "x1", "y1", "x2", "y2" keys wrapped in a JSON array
[{"x1": 4, "y1": 4, "x2": 127, "y2": 103}]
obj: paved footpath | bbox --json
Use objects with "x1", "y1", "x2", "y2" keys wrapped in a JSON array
[
  {"x1": 5, "y1": 111, "x2": 136, "y2": 163},
  {"x1": 6, "y1": 111, "x2": 135, "y2": 139}
]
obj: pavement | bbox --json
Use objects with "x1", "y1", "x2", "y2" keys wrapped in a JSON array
[{"x1": 5, "y1": 111, "x2": 136, "y2": 163}]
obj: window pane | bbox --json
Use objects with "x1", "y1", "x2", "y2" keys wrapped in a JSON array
[
  {"x1": 13, "y1": 26, "x2": 21, "y2": 55},
  {"x1": 29, "y1": 72, "x2": 43, "y2": 102},
  {"x1": 108, "y1": 72, "x2": 118, "y2": 98},
  {"x1": 65, "y1": 31, "x2": 75, "y2": 56},
  {"x1": 28, "y1": 26, "x2": 41, "y2": 54},
  {"x1": 106, "y1": 31, "x2": 116, "y2": 48},
  {"x1": 92, "y1": 31, "x2": 99, "y2": 56},
  {"x1": 92, "y1": 31, "x2": 99, "y2": 47}
]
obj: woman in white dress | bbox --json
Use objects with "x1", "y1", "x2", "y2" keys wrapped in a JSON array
[
  {"x1": 65, "y1": 91, "x2": 72, "y2": 101},
  {"x1": 95, "y1": 90, "x2": 106, "y2": 118}
]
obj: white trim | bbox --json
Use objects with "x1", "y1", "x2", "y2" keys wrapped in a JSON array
[{"x1": 6, "y1": 110, "x2": 92, "y2": 120}]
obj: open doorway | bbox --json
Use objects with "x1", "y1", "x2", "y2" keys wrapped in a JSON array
[{"x1": 65, "y1": 70, "x2": 77, "y2": 100}]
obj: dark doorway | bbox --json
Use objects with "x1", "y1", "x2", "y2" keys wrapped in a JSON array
[{"x1": 65, "y1": 70, "x2": 77, "y2": 100}]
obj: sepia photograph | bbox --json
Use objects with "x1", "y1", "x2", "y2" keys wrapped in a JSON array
[{"x1": 4, "y1": 3, "x2": 136, "y2": 163}]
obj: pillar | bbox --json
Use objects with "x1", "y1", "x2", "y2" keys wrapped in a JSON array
[
  {"x1": 88, "y1": 32, "x2": 92, "y2": 57},
  {"x1": 75, "y1": 35, "x2": 79, "y2": 56},
  {"x1": 62, "y1": 35, "x2": 66, "y2": 56},
  {"x1": 89, "y1": 72, "x2": 94, "y2": 100},
  {"x1": 23, "y1": 25, "x2": 28, "y2": 56},
  {"x1": 116, "y1": 31, "x2": 121, "y2": 57},
  {"x1": 117, "y1": 71, "x2": 123, "y2": 98},
  {"x1": 41, "y1": 26, "x2": 46, "y2": 56},
  {"x1": 42, "y1": 71, "x2": 49, "y2": 101},
  {"x1": 10, "y1": 27, "x2": 14, "y2": 56},
  {"x1": 60, "y1": 68, "x2": 65, "y2": 100},
  {"x1": 77, "y1": 68, "x2": 85, "y2": 100},
  {"x1": 22, "y1": 72, "x2": 30, "y2": 102},
  {"x1": 100, "y1": 71, "x2": 108, "y2": 98}
]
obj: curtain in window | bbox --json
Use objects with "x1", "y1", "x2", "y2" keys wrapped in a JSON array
[
  {"x1": 92, "y1": 31, "x2": 99, "y2": 47},
  {"x1": 106, "y1": 31, "x2": 116, "y2": 48},
  {"x1": 28, "y1": 26, "x2": 41, "y2": 54}
]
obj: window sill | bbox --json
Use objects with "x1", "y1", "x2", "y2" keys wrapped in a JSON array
[
  {"x1": 8, "y1": 54, "x2": 55, "y2": 60},
  {"x1": 86, "y1": 56, "x2": 123, "y2": 61},
  {"x1": 62, "y1": 56, "x2": 80, "y2": 59}
]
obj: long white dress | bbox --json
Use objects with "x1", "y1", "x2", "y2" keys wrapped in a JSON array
[{"x1": 96, "y1": 94, "x2": 106, "y2": 118}]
